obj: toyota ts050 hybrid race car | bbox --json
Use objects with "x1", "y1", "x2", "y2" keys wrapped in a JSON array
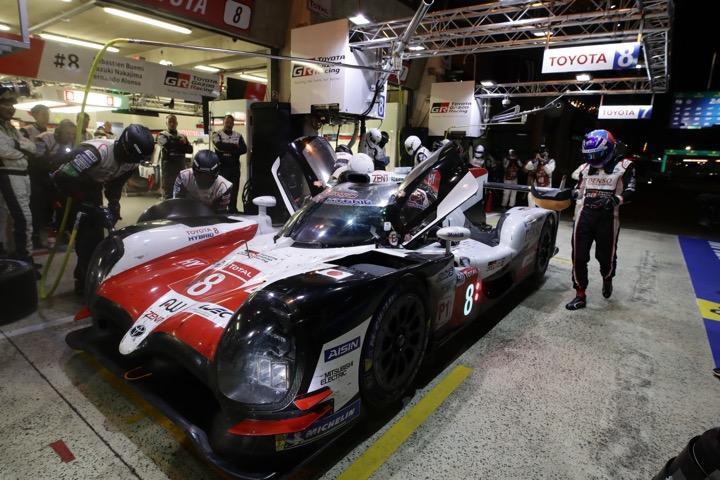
[{"x1": 67, "y1": 136, "x2": 564, "y2": 478}]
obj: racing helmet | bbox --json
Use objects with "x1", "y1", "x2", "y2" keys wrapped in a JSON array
[
  {"x1": 348, "y1": 153, "x2": 374, "y2": 174},
  {"x1": 192, "y1": 150, "x2": 220, "y2": 189},
  {"x1": 404, "y1": 135, "x2": 421, "y2": 155},
  {"x1": 0, "y1": 81, "x2": 29, "y2": 101},
  {"x1": 474, "y1": 144, "x2": 485, "y2": 158},
  {"x1": 366, "y1": 128, "x2": 382, "y2": 146},
  {"x1": 433, "y1": 138, "x2": 451, "y2": 150},
  {"x1": 507, "y1": 148, "x2": 518, "y2": 160},
  {"x1": 115, "y1": 124, "x2": 155, "y2": 163},
  {"x1": 582, "y1": 129, "x2": 616, "y2": 168}
]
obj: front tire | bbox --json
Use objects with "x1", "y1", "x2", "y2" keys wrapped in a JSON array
[
  {"x1": 532, "y1": 216, "x2": 555, "y2": 283},
  {"x1": 360, "y1": 281, "x2": 429, "y2": 411}
]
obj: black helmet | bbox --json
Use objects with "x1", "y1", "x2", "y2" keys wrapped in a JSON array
[
  {"x1": 335, "y1": 144, "x2": 352, "y2": 154},
  {"x1": 0, "y1": 80, "x2": 30, "y2": 101},
  {"x1": 192, "y1": 150, "x2": 220, "y2": 189},
  {"x1": 116, "y1": 124, "x2": 154, "y2": 163}
]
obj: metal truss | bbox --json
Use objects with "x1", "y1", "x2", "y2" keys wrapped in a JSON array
[
  {"x1": 475, "y1": 76, "x2": 651, "y2": 97},
  {"x1": 350, "y1": 0, "x2": 672, "y2": 93}
]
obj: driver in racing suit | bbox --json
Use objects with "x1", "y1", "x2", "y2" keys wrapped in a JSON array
[
  {"x1": 52, "y1": 124, "x2": 155, "y2": 295},
  {"x1": 173, "y1": 150, "x2": 232, "y2": 213},
  {"x1": 362, "y1": 128, "x2": 390, "y2": 171},
  {"x1": 566, "y1": 129, "x2": 636, "y2": 310},
  {"x1": 404, "y1": 135, "x2": 430, "y2": 166}
]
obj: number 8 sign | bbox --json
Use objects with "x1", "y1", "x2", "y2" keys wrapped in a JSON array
[
  {"x1": 224, "y1": 0, "x2": 252, "y2": 30},
  {"x1": 612, "y1": 44, "x2": 640, "y2": 70}
]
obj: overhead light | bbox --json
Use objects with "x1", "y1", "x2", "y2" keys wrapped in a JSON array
[
  {"x1": 408, "y1": 45, "x2": 425, "y2": 51},
  {"x1": 635, "y1": 63, "x2": 645, "y2": 69},
  {"x1": 13, "y1": 100, "x2": 66, "y2": 111},
  {"x1": 0, "y1": 24, "x2": 10, "y2": 31},
  {"x1": 103, "y1": 7, "x2": 192, "y2": 34},
  {"x1": 532, "y1": 30, "x2": 553, "y2": 37},
  {"x1": 610, "y1": 4, "x2": 617, "y2": 8},
  {"x1": 685, "y1": 145, "x2": 692, "y2": 151},
  {"x1": 40, "y1": 33, "x2": 120, "y2": 53},
  {"x1": 61, "y1": 0, "x2": 72, "y2": 3},
  {"x1": 349, "y1": 13, "x2": 371, "y2": 25},
  {"x1": 576, "y1": 73, "x2": 592, "y2": 82},
  {"x1": 480, "y1": 80, "x2": 496, "y2": 87},
  {"x1": 194, "y1": 65, "x2": 220, "y2": 73},
  {"x1": 50, "y1": 105, "x2": 114, "y2": 113},
  {"x1": 238, "y1": 74, "x2": 267, "y2": 85},
  {"x1": 159, "y1": 59, "x2": 173, "y2": 66},
  {"x1": 63, "y1": 89, "x2": 122, "y2": 107}
]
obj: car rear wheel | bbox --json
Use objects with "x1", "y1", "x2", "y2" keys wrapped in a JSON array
[
  {"x1": 0, "y1": 259, "x2": 38, "y2": 325},
  {"x1": 532, "y1": 216, "x2": 554, "y2": 283},
  {"x1": 360, "y1": 281, "x2": 429, "y2": 411}
]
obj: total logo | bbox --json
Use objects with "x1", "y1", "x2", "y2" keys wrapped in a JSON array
[{"x1": 431, "y1": 101, "x2": 471, "y2": 114}]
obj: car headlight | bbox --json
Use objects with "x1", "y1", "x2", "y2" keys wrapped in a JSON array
[
  {"x1": 85, "y1": 235, "x2": 124, "y2": 301},
  {"x1": 216, "y1": 292, "x2": 297, "y2": 407}
]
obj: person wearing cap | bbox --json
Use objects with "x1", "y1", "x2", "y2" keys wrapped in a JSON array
[
  {"x1": 0, "y1": 83, "x2": 37, "y2": 263},
  {"x1": 21, "y1": 104, "x2": 49, "y2": 141},
  {"x1": 52, "y1": 124, "x2": 155, "y2": 295}
]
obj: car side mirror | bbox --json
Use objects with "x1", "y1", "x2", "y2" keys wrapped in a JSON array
[
  {"x1": 437, "y1": 226, "x2": 470, "y2": 254},
  {"x1": 252, "y1": 196, "x2": 276, "y2": 234}
]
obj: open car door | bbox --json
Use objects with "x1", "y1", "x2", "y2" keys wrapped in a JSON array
[
  {"x1": 390, "y1": 143, "x2": 480, "y2": 248},
  {"x1": 271, "y1": 136, "x2": 336, "y2": 218}
]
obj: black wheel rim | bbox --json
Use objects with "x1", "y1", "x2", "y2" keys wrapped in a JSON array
[
  {"x1": 536, "y1": 225, "x2": 552, "y2": 272},
  {"x1": 374, "y1": 294, "x2": 425, "y2": 392}
]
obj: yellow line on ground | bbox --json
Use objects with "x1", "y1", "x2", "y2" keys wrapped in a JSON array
[
  {"x1": 697, "y1": 298, "x2": 720, "y2": 322},
  {"x1": 551, "y1": 256, "x2": 572, "y2": 264},
  {"x1": 338, "y1": 364, "x2": 473, "y2": 480}
]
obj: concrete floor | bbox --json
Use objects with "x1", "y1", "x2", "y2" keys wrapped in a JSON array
[{"x1": 1, "y1": 196, "x2": 718, "y2": 479}]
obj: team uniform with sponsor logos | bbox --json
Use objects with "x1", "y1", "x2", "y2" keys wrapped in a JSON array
[
  {"x1": 157, "y1": 129, "x2": 193, "y2": 199},
  {"x1": 53, "y1": 139, "x2": 138, "y2": 289},
  {"x1": 212, "y1": 129, "x2": 247, "y2": 213},
  {"x1": 571, "y1": 156, "x2": 635, "y2": 291},
  {"x1": 502, "y1": 155, "x2": 523, "y2": 207},
  {"x1": 173, "y1": 168, "x2": 233, "y2": 213},
  {"x1": 525, "y1": 158, "x2": 556, "y2": 207}
]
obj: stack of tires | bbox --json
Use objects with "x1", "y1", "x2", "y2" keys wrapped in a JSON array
[
  {"x1": 0, "y1": 259, "x2": 38, "y2": 325},
  {"x1": 654, "y1": 428, "x2": 720, "y2": 480}
]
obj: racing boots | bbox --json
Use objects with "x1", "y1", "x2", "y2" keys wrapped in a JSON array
[
  {"x1": 566, "y1": 289, "x2": 586, "y2": 310},
  {"x1": 602, "y1": 279, "x2": 613, "y2": 299}
]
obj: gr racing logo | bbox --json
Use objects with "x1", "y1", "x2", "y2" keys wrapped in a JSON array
[
  {"x1": 431, "y1": 102, "x2": 449, "y2": 113},
  {"x1": 164, "y1": 71, "x2": 191, "y2": 88},
  {"x1": 324, "y1": 337, "x2": 360, "y2": 361}
]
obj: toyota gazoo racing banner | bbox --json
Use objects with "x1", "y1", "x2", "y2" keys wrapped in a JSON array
[
  {"x1": 542, "y1": 42, "x2": 641, "y2": 73},
  {"x1": 428, "y1": 81, "x2": 481, "y2": 137},
  {"x1": 597, "y1": 105, "x2": 653, "y2": 120}
]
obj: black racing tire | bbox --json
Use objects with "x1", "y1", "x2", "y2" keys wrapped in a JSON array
[
  {"x1": 137, "y1": 198, "x2": 216, "y2": 223},
  {"x1": 531, "y1": 216, "x2": 555, "y2": 284},
  {"x1": 360, "y1": 279, "x2": 430, "y2": 411},
  {"x1": 0, "y1": 259, "x2": 38, "y2": 325}
]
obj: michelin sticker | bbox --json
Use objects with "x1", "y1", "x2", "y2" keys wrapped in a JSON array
[{"x1": 275, "y1": 399, "x2": 361, "y2": 451}]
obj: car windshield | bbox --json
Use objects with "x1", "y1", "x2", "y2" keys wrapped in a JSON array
[{"x1": 284, "y1": 183, "x2": 398, "y2": 248}]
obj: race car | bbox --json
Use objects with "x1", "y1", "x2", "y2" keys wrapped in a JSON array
[{"x1": 67, "y1": 136, "x2": 562, "y2": 478}]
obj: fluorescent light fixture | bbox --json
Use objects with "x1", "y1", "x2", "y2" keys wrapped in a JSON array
[
  {"x1": 576, "y1": 73, "x2": 592, "y2": 82},
  {"x1": 480, "y1": 80, "x2": 496, "y2": 87},
  {"x1": 635, "y1": 63, "x2": 644, "y2": 69},
  {"x1": 349, "y1": 13, "x2": 371, "y2": 25},
  {"x1": 0, "y1": 23, "x2": 10, "y2": 31},
  {"x1": 408, "y1": 45, "x2": 425, "y2": 51},
  {"x1": 238, "y1": 74, "x2": 267, "y2": 84},
  {"x1": 50, "y1": 105, "x2": 114, "y2": 113},
  {"x1": 159, "y1": 59, "x2": 173, "y2": 66},
  {"x1": 63, "y1": 89, "x2": 122, "y2": 107},
  {"x1": 40, "y1": 33, "x2": 120, "y2": 53},
  {"x1": 532, "y1": 30, "x2": 553, "y2": 37},
  {"x1": 13, "y1": 100, "x2": 66, "y2": 111},
  {"x1": 685, "y1": 145, "x2": 692, "y2": 151},
  {"x1": 104, "y1": 8, "x2": 192, "y2": 34},
  {"x1": 194, "y1": 65, "x2": 220, "y2": 73}
]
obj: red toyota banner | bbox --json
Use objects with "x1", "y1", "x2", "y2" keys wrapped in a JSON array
[{"x1": 109, "y1": 0, "x2": 254, "y2": 35}]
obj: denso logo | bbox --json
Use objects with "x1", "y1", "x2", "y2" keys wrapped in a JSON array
[
  {"x1": 324, "y1": 337, "x2": 360, "y2": 361},
  {"x1": 164, "y1": 71, "x2": 191, "y2": 88}
]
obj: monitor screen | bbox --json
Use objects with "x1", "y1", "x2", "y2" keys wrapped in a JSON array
[{"x1": 670, "y1": 92, "x2": 720, "y2": 129}]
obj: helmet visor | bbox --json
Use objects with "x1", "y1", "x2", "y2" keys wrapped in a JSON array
[
  {"x1": 583, "y1": 150, "x2": 608, "y2": 167},
  {"x1": 194, "y1": 171, "x2": 216, "y2": 189}
]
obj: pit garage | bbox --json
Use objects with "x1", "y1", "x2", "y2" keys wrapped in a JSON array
[{"x1": 0, "y1": 1, "x2": 718, "y2": 479}]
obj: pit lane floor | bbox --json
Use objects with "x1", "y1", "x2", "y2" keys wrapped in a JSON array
[{"x1": 0, "y1": 197, "x2": 717, "y2": 479}]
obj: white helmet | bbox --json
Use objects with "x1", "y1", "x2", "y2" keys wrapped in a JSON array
[
  {"x1": 473, "y1": 144, "x2": 485, "y2": 158},
  {"x1": 366, "y1": 128, "x2": 382, "y2": 146},
  {"x1": 348, "y1": 153, "x2": 374, "y2": 174},
  {"x1": 404, "y1": 135, "x2": 421, "y2": 155}
]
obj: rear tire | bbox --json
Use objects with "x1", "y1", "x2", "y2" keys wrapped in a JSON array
[
  {"x1": 360, "y1": 280, "x2": 430, "y2": 411},
  {"x1": 531, "y1": 216, "x2": 554, "y2": 284},
  {"x1": 0, "y1": 259, "x2": 38, "y2": 325}
]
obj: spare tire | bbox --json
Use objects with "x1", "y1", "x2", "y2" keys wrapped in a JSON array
[
  {"x1": 138, "y1": 198, "x2": 216, "y2": 223},
  {"x1": 0, "y1": 259, "x2": 38, "y2": 325}
]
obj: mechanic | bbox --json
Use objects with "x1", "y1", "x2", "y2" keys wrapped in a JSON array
[
  {"x1": 0, "y1": 83, "x2": 37, "y2": 263},
  {"x1": 94, "y1": 121, "x2": 114, "y2": 139},
  {"x1": 502, "y1": 149, "x2": 523, "y2": 208},
  {"x1": 173, "y1": 150, "x2": 232, "y2": 213},
  {"x1": 334, "y1": 144, "x2": 353, "y2": 170},
  {"x1": 34, "y1": 119, "x2": 76, "y2": 244},
  {"x1": 525, "y1": 145, "x2": 556, "y2": 207},
  {"x1": 158, "y1": 114, "x2": 193, "y2": 200},
  {"x1": 20, "y1": 104, "x2": 49, "y2": 141},
  {"x1": 362, "y1": 128, "x2": 390, "y2": 171},
  {"x1": 76, "y1": 112, "x2": 93, "y2": 142},
  {"x1": 212, "y1": 114, "x2": 247, "y2": 214},
  {"x1": 404, "y1": 135, "x2": 430, "y2": 166},
  {"x1": 20, "y1": 104, "x2": 51, "y2": 249},
  {"x1": 52, "y1": 124, "x2": 155, "y2": 295},
  {"x1": 566, "y1": 129, "x2": 636, "y2": 310},
  {"x1": 469, "y1": 144, "x2": 486, "y2": 168}
]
